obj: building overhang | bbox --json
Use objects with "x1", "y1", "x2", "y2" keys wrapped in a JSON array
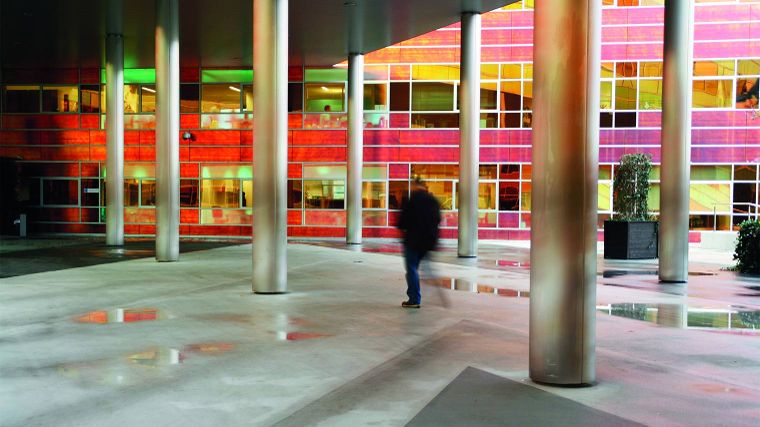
[{"x1": 1, "y1": 0, "x2": 516, "y2": 69}]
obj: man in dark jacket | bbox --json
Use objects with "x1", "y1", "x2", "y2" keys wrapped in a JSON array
[{"x1": 396, "y1": 178, "x2": 441, "y2": 308}]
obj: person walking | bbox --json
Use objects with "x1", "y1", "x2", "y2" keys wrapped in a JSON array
[{"x1": 397, "y1": 178, "x2": 441, "y2": 308}]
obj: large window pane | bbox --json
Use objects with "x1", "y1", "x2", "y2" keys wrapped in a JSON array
[
  {"x1": 691, "y1": 165, "x2": 731, "y2": 181},
  {"x1": 3, "y1": 85, "x2": 40, "y2": 112},
  {"x1": 389, "y1": 181, "x2": 409, "y2": 210},
  {"x1": 735, "y1": 165, "x2": 757, "y2": 181},
  {"x1": 500, "y1": 81, "x2": 521, "y2": 111},
  {"x1": 288, "y1": 180, "x2": 303, "y2": 208},
  {"x1": 243, "y1": 84, "x2": 254, "y2": 112},
  {"x1": 304, "y1": 83, "x2": 345, "y2": 112},
  {"x1": 411, "y1": 82, "x2": 454, "y2": 111},
  {"x1": 427, "y1": 181, "x2": 453, "y2": 210},
  {"x1": 42, "y1": 85, "x2": 78, "y2": 112},
  {"x1": 690, "y1": 183, "x2": 730, "y2": 211},
  {"x1": 304, "y1": 180, "x2": 345, "y2": 209},
  {"x1": 640, "y1": 62, "x2": 663, "y2": 77},
  {"x1": 140, "y1": 85, "x2": 156, "y2": 112},
  {"x1": 600, "y1": 81, "x2": 612, "y2": 110},
  {"x1": 289, "y1": 83, "x2": 303, "y2": 112},
  {"x1": 180, "y1": 84, "x2": 200, "y2": 113},
  {"x1": 242, "y1": 180, "x2": 253, "y2": 207},
  {"x1": 411, "y1": 164, "x2": 459, "y2": 179},
  {"x1": 615, "y1": 80, "x2": 637, "y2": 110},
  {"x1": 692, "y1": 80, "x2": 732, "y2": 108},
  {"x1": 615, "y1": 62, "x2": 638, "y2": 78},
  {"x1": 389, "y1": 82, "x2": 410, "y2": 111},
  {"x1": 124, "y1": 84, "x2": 140, "y2": 113},
  {"x1": 738, "y1": 59, "x2": 760, "y2": 76},
  {"x1": 479, "y1": 182, "x2": 497, "y2": 210},
  {"x1": 693, "y1": 60, "x2": 735, "y2": 77},
  {"x1": 411, "y1": 65, "x2": 460, "y2": 80},
  {"x1": 180, "y1": 179, "x2": 199, "y2": 207},
  {"x1": 124, "y1": 179, "x2": 139, "y2": 207},
  {"x1": 362, "y1": 182, "x2": 386, "y2": 208},
  {"x1": 201, "y1": 179, "x2": 241, "y2": 208},
  {"x1": 735, "y1": 78, "x2": 758, "y2": 109},
  {"x1": 43, "y1": 179, "x2": 78, "y2": 206},
  {"x1": 364, "y1": 83, "x2": 387, "y2": 111},
  {"x1": 201, "y1": 84, "x2": 242, "y2": 113},
  {"x1": 141, "y1": 179, "x2": 156, "y2": 206},
  {"x1": 411, "y1": 113, "x2": 458, "y2": 128},
  {"x1": 501, "y1": 64, "x2": 521, "y2": 79},
  {"x1": 80, "y1": 85, "x2": 101, "y2": 113},
  {"x1": 499, "y1": 182, "x2": 519, "y2": 211},
  {"x1": 639, "y1": 80, "x2": 662, "y2": 110}
]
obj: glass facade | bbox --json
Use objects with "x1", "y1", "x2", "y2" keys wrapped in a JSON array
[{"x1": 1, "y1": 0, "x2": 759, "y2": 238}]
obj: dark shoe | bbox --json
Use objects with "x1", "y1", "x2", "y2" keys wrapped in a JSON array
[{"x1": 401, "y1": 301, "x2": 420, "y2": 308}]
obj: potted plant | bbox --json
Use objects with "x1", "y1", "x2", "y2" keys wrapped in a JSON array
[{"x1": 604, "y1": 153, "x2": 658, "y2": 259}]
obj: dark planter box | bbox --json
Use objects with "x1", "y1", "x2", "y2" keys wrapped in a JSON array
[{"x1": 604, "y1": 220, "x2": 658, "y2": 259}]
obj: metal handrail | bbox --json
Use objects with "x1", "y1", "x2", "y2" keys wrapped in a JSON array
[{"x1": 711, "y1": 202, "x2": 760, "y2": 231}]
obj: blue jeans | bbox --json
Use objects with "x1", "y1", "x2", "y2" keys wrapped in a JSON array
[{"x1": 404, "y1": 246, "x2": 427, "y2": 304}]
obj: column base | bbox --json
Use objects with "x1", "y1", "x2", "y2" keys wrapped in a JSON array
[
  {"x1": 457, "y1": 255, "x2": 477, "y2": 259},
  {"x1": 254, "y1": 291, "x2": 289, "y2": 295},
  {"x1": 659, "y1": 279, "x2": 687, "y2": 284},
  {"x1": 531, "y1": 378, "x2": 596, "y2": 388}
]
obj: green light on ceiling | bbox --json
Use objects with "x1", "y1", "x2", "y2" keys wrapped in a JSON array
[
  {"x1": 101, "y1": 68, "x2": 157, "y2": 84},
  {"x1": 305, "y1": 68, "x2": 348, "y2": 82},
  {"x1": 202, "y1": 70, "x2": 253, "y2": 83}
]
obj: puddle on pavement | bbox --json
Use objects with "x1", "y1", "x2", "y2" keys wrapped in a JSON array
[
  {"x1": 423, "y1": 277, "x2": 529, "y2": 298},
  {"x1": 495, "y1": 260, "x2": 530, "y2": 269},
  {"x1": 57, "y1": 342, "x2": 235, "y2": 386},
  {"x1": 270, "y1": 331, "x2": 333, "y2": 341},
  {"x1": 73, "y1": 308, "x2": 165, "y2": 324},
  {"x1": 597, "y1": 303, "x2": 760, "y2": 331}
]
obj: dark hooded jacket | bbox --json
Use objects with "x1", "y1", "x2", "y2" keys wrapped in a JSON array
[{"x1": 397, "y1": 189, "x2": 441, "y2": 252}]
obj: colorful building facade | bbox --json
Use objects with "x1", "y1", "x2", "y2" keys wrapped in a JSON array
[{"x1": 1, "y1": 0, "x2": 759, "y2": 239}]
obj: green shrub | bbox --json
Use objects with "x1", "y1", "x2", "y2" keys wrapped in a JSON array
[
  {"x1": 613, "y1": 153, "x2": 652, "y2": 221},
  {"x1": 734, "y1": 220, "x2": 760, "y2": 274}
]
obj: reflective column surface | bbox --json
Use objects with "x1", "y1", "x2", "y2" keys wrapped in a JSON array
[
  {"x1": 253, "y1": 0, "x2": 288, "y2": 293},
  {"x1": 346, "y1": 53, "x2": 364, "y2": 245},
  {"x1": 154, "y1": 0, "x2": 180, "y2": 262},
  {"x1": 659, "y1": 0, "x2": 695, "y2": 283},
  {"x1": 457, "y1": 12, "x2": 481, "y2": 258},
  {"x1": 529, "y1": 0, "x2": 600, "y2": 385},
  {"x1": 105, "y1": 0, "x2": 124, "y2": 247}
]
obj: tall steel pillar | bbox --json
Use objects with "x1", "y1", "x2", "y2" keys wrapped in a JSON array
[
  {"x1": 155, "y1": 0, "x2": 180, "y2": 261},
  {"x1": 457, "y1": 12, "x2": 481, "y2": 258},
  {"x1": 253, "y1": 0, "x2": 288, "y2": 293},
  {"x1": 105, "y1": 0, "x2": 124, "y2": 246},
  {"x1": 529, "y1": 0, "x2": 601, "y2": 385},
  {"x1": 346, "y1": 53, "x2": 364, "y2": 245},
  {"x1": 659, "y1": 0, "x2": 694, "y2": 283}
]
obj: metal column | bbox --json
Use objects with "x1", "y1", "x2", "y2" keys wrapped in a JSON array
[
  {"x1": 659, "y1": 0, "x2": 694, "y2": 283},
  {"x1": 105, "y1": 0, "x2": 124, "y2": 246},
  {"x1": 253, "y1": 0, "x2": 288, "y2": 293},
  {"x1": 529, "y1": 0, "x2": 600, "y2": 385},
  {"x1": 347, "y1": 53, "x2": 364, "y2": 245},
  {"x1": 155, "y1": 0, "x2": 180, "y2": 261},
  {"x1": 457, "y1": 12, "x2": 481, "y2": 258}
]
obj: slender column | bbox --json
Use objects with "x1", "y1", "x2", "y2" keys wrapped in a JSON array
[
  {"x1": 659, "y1": 0, "x2": 694, "y2": 283},
  {"x1": 529, "y1": 0, "x2": 600, "y2": 385},
  {"x1": 253, "y1": 0, "x2": 288, "y2": 293},
  {"x1": 155, "y1": 0, "x2": 180, "y2": 261},
  {"x1": 105, "y1": 0, "x2": 124, "y2": 246},
  {"x1": 457, "y1": 12, "x2": 481, "y2": 258},
  {"x1": 347, "y1": 53, "x2": 364, "y2": 245}
]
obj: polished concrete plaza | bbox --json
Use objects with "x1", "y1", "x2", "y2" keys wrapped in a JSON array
[{"x1": 1, "y1": 238, "x2": 759, "y2": 426}]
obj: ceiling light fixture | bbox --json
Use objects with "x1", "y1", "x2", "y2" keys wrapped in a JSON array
[
  {"x1": 229, "y1": 86, "x2": 241, "y2": 92},
  {"x1": 141, "y1": 86, "x2": 156, "y2": 93},
  {"x1": 321, "y1": 86, "x2": 329, "y2": 91}
]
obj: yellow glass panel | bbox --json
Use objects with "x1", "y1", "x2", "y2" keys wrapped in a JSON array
[
  {"x1": 640, "y1": 62, "x2": 663, "y2": 77},
  {"x1": 479, "y1": 182, "x2": 497, "y2": 210},
  {"x1": 42, "y1": 85, "x2": 79, "y2": 112},
  {"x1": 500, "y1": 81, "x2": 521, "y2": 111},
  {"x1": 411, "y1": 65, "x2": 460, "y2": 81},
  {"x1": 523, "y1": 64, "x2": 533, "y2": 80},
  {"x1": 242, "y1": 180, "x2": 252, "y2": 207},
  {"x1": 124, "y1": 84, "x2": 139, "y2": 113},
  {"x1": 362, "y1": 182, "x2": 386, "y2": 208},
  {"x1": 690, "y1": 165, "x2": 731, "y2": 181},
  {"x1": 500, "y1": 64, "x2": 521, "y2": 79},
  {"x1": 601, "y1": 63, "x2": 614, "y2": 78},
  {"x1": 522, "y1": 82, "x2": 533, "y2": 110},
  {"x1": 737, "y1": 59, "x2": 760, "y2": 76},
  {"x1": 303, "y1": 165, "x2": 347, "y2": 179},
  {"x1": 615, "y1": 80, "x2": 637, "y2": 110},
  {"x1": 648, "y1": 184, "x2": 660, "y2": 212},
  {"x1": 411, "y1": 164, "x2": 458, "y2": 179},
  {"x1": 693, "y1": 60, "x2": 735, "y2": 77},
  {"x1": 598, "y1": 183, "x2": 611, "y2": 211},
  {"x1": 481, "y1": 64, "x2": 499, "y2": 80},
  {"x1": 427, "y1": 181, "x2": 453, "y2": 210},
  {"x1": 600, "y1": 81, "x2": 612, "y2": 110},
  {"x1": 689, "y1": 183, "x2": 730, "y2": 211},
  {"x1": 520, "y1": 182, "x2": 531, "y2": 211},
  {"x1": 639, "y1": 80, "x2": 663, "y2": 110},
  {"x1": 692, "y1": 80, "x2": 733, "y2": 108},
  {"x1": 201, "y1": 179, "x2": 241, "y2": 208}
]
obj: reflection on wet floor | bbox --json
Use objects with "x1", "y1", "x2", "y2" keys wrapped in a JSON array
[
  {"x1": 127, "y1": 347, "x2": 184, "y2": 366},
  {"x1": 73, "y1": 308, "x2": 163, "y2": 324},
  {"x1": 597, "y1": 303, "x2": 760, "y2": 331},
  {"x1": 423, "y1": 277, "x2": 529, "y2": 298},
  {"x1": 271, "y1": 331, "x2": 334, "y2": 341}
]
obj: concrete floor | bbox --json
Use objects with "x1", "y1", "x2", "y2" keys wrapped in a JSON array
[{"x1": 1, "y1": 239, "x2": 759, "y2": 426}]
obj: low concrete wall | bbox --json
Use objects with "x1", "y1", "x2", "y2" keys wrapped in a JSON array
[{"x1": 697, "y1": 231, "x2": 738, "y2": 252}]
